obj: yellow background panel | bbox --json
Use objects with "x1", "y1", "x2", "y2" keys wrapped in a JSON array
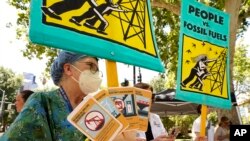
[
  {"x1": 44, "y1": 0, "x2": 156, "y2": 56},
  {"x1": 181, "y1": 35, "x2": 228, "y2": 99}
]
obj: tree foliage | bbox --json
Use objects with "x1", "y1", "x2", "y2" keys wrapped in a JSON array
[
  {"x1": 0, "y1": 66, "x2": 23, "y2": 102},
  {"x1": 171, "y1": 115, "x2": 197, "y2": 138},
  {"x1": 233, "y1": 41, "x2": 250, "y2": 92},
  {"x1": 0, "y1": 66, "x2": 23, "y2": 131},
  {"x1": 150, "y1": 76, "x2": 166, "y2": 92},
  {"x1": 161, "y1": 116, "x2": 175, "y2": 133},
  {"x1": 152, "y1": 6, "x2": 180, "y2": 76},
  {"x1": 207, "y1": 111, "x2": 218, "y2": 126},
  {"x1": 233, "y1": 43, "x2": 250, "y2": 84},
  {"x1": 8, "y1": 0, "x2": 58, "y2": 73}
]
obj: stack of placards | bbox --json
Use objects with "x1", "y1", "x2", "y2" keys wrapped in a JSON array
[{"x1": 67, "y1": 87, "x2": 152, "y2": 141}]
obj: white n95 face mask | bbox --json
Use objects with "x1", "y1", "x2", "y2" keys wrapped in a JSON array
[{"x1": 71, "y1": 65, "x2": 102, "y2": 94}]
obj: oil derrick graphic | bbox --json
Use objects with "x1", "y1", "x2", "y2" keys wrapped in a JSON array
[
  {"x1": 112, "y1": 0, "x2": 146, "y2": 48},
  {"x1": 207, "y1": 49, "x2": 227, "y2": 94}
]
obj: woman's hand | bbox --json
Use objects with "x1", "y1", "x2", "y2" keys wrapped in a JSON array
[
  {"x1": 196, "y1": 136, "x2": 207, "y2": 141},
  {"x1": 153, "y1": 134, "x2": 175, "y2": 141},
  {"x1": 136, "y1": 138, "x2": 146, "y2": 141}
]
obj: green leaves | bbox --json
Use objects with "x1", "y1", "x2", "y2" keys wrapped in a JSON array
[
  {"x1": 0, "y1": 66, "x2": 23, "y2": 102},
  {"x1": 233, "y1": 42, "x2": 250, "y2": 85}
]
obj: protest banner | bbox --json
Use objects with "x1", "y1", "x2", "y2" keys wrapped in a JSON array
[
  {"x1": 176, "y1": 0, "x2": 231, "y2": 109},
  {"x1": 29, "y1": 0, "x2": 164, "y2": 72}
]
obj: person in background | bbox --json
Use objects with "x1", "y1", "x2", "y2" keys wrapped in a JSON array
[
  {"x1": 134, "y1": 82, "x2": 175, "y2": 141},
  {"x1": 192, "y1": 104, "x2": 214, "y2": 141},
  {"x1": 214, "y1": 116, "x2": 230, "y2": 141},
  {"x1": 3, "y1": 90, "x2": 34, "y2": 131},
  {"x1": 15, "y1": 90, "x2": 34, "y2": 112},
  {"x1": 0, "y1": 50, "x2": 102, "y2": 141}
]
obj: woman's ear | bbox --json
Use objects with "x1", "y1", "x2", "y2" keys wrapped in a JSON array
[{"x1": 63, "y1": 63, "x2": 73, "y2": 76}]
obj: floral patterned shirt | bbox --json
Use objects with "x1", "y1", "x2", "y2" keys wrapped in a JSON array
[{"x1": 0, "y1": 89, "x2": 87, "y2": 141}]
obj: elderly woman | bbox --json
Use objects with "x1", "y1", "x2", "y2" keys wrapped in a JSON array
[
  {"x1": 15, "y1": 90, "x2": 34, "y2": 112},
  {"x1": 214, "y1": 116, "x2": 230, "y2": 141},
  {"x1": 0, "y1": 51, "x2": 102, "y2": 141}
]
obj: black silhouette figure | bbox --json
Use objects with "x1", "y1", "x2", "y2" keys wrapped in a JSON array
[
  {"x1": 69, "y1": 0, "x2": 126, "y2": 35},
  {"x1": 41, "y1": 0, "x2": 98, "y2": 20},
  {"x1": 186, "y1": 49, "x2": 192, "y2": 53},
  {"x1": 181, "y1": 55, "x2": 216, "y2": 91},
  {"x1": 192, "y1": 43, "x2": 196, "y2": 48},
  {"x1": 201, "y1": 42, "x2": 206, "y2": 46},
  {"x1": 185, "y1": 60, "x2": 190, "y2": 64},
  {"x1": 188, "y1": 67, "x2": 210, "y2": 91}
]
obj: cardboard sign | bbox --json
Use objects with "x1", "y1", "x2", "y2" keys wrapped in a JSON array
[
  {"x1": 67, "y1": 96, "x2": 122, "y2": 141},
  {"x1": 29, "y1": 0, "x2": 164, "y2": 72},
  {"x1": 90, "y1": 89, "x2": 129, "y2": 132},
  {"x1": 108, "y1": 87, "x2": 139, "y2": 130},
  {"x1": 134, "y1": 87, "x2": 151, "y2": 132},
  {"x1": 176, "y1": 0, "x2": 231, "y2": 109}
]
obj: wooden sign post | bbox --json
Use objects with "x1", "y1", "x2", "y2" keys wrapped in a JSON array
[{"x1": 200, "y1": 105, "x2": 207, "y2": 140}]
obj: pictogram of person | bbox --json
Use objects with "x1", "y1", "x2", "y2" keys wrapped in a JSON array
[
  {"x1": 181, "y1": 54, "x2": 216, "y2": 91},
  {"x1": 41, "y1": 0, "x2": 99, "y2": 20},
  {"x1": 189, "y1": 66, "x2": 210, "y2": 91},
  {"x1": 69, "y1": 0, "x2": 127, "y2": 35}
]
